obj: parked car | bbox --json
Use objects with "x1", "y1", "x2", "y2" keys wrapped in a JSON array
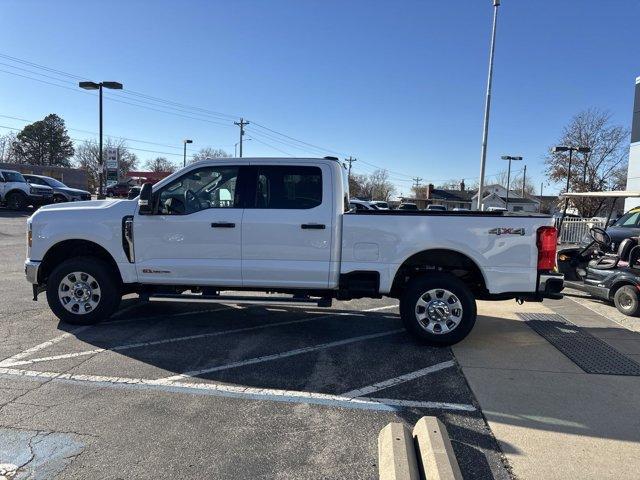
[
  {"x1": 23, "y1": 174, "x2": 91, "y2": 203},
  {"x1": 349, "y1": 199, "x2": 378, "y2": 211},
  {"x1": 25, "y1": 157, "x2": 563, "y2": 346},
  {"x1": 397, "y1": 202, "x2": 418, "y2": 211},
  {"x1": 486, "y1": 207, "x2": 507, "y2": 212},
  {"x1": 426, "y1": 205, "x2": 447, "y2": 211},
  {"x1": 370, "y1": 200, "x2": 390, "y2": 210},
  {"x1": 600, "y1": 208, "x2": 640, "y2": 247},
  {"x1": 106, "y1": 181, "x2": 135, "y2": 198},
  {"x1": 0, "y1": 169, "x2": 53, "y2": 210},
  {"x1": 453, "y1": 207, "x2": 470, "y2": 212}
]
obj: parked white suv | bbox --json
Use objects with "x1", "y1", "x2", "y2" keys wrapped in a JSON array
[
  {"x1": 25, "y1": 157, "x2": 563, "y2": 345},
  {"x1": 0, "y1": 169, "x2": 53, "y2": 210}
]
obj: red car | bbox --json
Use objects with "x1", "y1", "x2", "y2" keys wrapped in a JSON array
[{"x1": 106, "y1": 182, "x2": 134, "y2": 198}]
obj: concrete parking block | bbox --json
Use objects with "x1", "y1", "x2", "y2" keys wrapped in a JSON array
[
  {"x1": 413, "y1": 417, "x2": 462, "y2": 480},
  {"x1": 378, "y1": 422, "x2": 420, "y2": 480}
]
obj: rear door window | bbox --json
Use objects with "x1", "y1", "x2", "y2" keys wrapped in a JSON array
[{"x1": 253, "y1": 166, "x2": 322, "y2": 209}]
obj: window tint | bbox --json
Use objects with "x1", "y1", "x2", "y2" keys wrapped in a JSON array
[
  {"x1": 2, "y1": 171, "x2": 26, "y2": 183},
  {"x1": 616, "y1": 211, "x2": 640, "y2": 228},
  {"x1": 254, "y1": 166, "x2": 322, "y2": 209},
  {"x1": 26, "y1": 176, "x2": 46, "y2": 185},
  {"x1": 157, "y1": 166, "x2": 239, "y2": 215}
]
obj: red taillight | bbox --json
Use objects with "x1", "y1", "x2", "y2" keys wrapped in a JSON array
[{"x1": 537, "y1": 226, "x2": 557, "y2": 271}]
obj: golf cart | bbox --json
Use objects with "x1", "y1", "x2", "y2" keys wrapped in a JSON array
[{"x1": 556, "y1": 191, "x2": 640, "y2": 316}]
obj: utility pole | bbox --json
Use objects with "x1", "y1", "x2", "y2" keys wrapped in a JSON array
[
  {"x1": 234, "y1": 118, "x2": 249, "y2": 157},
  {"x1": 521, "y1": 164, "x2": 527, "y2": 197},
  {"x1": 345, "y1": 156, "x2": 357, "y2": 181},
  {"x1": 477, "y1": 0, "x2": 501, "y2": 210},
  {"x1": 413, "y1": 177, "x2": 423, "y2": 191}
]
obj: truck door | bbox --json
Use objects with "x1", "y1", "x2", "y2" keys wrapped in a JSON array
[
  {"x1": 242, "y1": 164, "x2": 333, "y2": 288},
  {"x1": 133, "y1": 164, "x2": 245, "y2": 286}
]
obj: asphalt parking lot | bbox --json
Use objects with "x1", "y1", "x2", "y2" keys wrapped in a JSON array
[{"x1": 0, "y1": 210, "x2": 511, "y2": 479}]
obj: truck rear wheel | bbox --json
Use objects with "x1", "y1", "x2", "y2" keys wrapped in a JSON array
[
  {"x1": 400, "y1": 273, "x2": 476, "y2": 346},
  {"x1": 46, "y1": 257, "x2": 121, "y2": 325}
]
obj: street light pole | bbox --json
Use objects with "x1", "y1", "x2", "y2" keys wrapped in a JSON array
[
  {"x1": 477, "y1": 0, "x2": 501, "y2": 210},
  {"x1": 553, "y1": 145, "x2": 591, "y2": 232},
  {"x1": 501, "y1": 155, "x2": 522, "y2": 211},
  {"x1": 99, "y1": 84, "x2": 103, "y2": 198},
  {"x1": 183, "y1": 139, "x2": 193, "y2": 167},
  {"x1": 79, "y1": 81, "x2": 123, "y2": 199}
]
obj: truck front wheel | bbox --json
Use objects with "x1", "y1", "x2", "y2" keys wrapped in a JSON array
[
  {"x1": 400, "y1": 274, "x2": 477, "y2": 346},
  {"x1": 46, "y1": 257, "x2": 121, "y2": 325}
]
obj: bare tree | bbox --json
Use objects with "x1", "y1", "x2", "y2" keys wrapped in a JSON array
[
  {"x1": 191, "y1": 147, "x2": 231, "y2": 164},
  {"x1": 73, "y1": 138, "x2": 138, "y2": 192},
  {"x1": 0, "y1": 132, "x2": 18, "y2": 163},
  {"x1": 144, "y1": 157, "x2": 176, "y2": 173},
  {"x1": 360, "y1": 169, "x2": 396, "y2": 201},
  {"x1": 545, "y1": 108, "x2": 629, "y2": 217}
]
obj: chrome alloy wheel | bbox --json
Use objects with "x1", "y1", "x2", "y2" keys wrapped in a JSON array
[
  {"x1": 414, "y1": 288, "x2": 463, "y2": 335},
  {"x1": 58, "y1": 271, "x2": 101, "y2": 315}
]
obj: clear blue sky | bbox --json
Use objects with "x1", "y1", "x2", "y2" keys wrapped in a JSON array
[{"x1": 1, "y1": 0, "x2": 639, "y2": 196}]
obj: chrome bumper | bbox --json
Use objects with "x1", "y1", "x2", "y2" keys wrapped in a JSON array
[
  {"x1": 538, "y1": 272, "x2": 564, "y2": 299},
  {"x1": 25, "y1": 260, "x2": 41, "y2": 284}
]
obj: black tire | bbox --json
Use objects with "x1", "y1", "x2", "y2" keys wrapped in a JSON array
[
  {"x1": 53, "y1": 194, "x2": 67, "y2": 203},
  {"x1": 400, "y1": 273, "x2": 477, "y2": 346},
  {"x1": 613, "y1": 285, "x2": 640, "y2": 316},
  {"x1": 6, "y1": 191, "x2": 27, "y2": 211},
  {"x1": 46, "y1": 256, "x2": 121, "y2": 325}
]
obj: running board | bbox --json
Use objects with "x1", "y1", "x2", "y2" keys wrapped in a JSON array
[{"x1": 145, "y1": 293, "x2": 333, "y2": 308}]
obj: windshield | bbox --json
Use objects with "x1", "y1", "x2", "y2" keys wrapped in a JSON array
[
  {"x1": 612, "y1": 210, "x2": 640, "y2": 227},
  {"x1": 2, "y1": 171, "x2": 26, "y2": 183},
  {"x1": 46, "y1": 177, "x2": 67, "y2": 188}
]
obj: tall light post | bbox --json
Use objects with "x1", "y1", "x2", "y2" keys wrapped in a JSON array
[
  {"x1": 553, "y1": 145, "x2": 591, "y2": 230},
  {"x1": 476, "y1": 0, "x2": 501, "y2": 210},
  {"x1": 79, "y1": 81, "x2": 123, "y2": 199},
  {"x1": 235, "y1": 138, "x2": 251, "y2": 157},
  {"x1": 500, "y1": 155, "x2": 522, "y2": 210},
  {"x1": 183, "y1": 139, "x2": 193, "y2": 167}
]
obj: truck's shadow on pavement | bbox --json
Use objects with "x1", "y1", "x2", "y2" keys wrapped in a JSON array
[{"x1": 55, "y1": 298, "x2": 508, "y2": 479}]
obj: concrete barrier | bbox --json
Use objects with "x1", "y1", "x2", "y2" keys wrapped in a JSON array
[
  {"x1": 413, "y1": 417, "x2": 462, "y2": 480},
  {"x1": 378, "y1": 422, "x2": 420, "y2": 480},
  {"x1": 378, "y1": 417, "x2": 462, "y2": 480}
]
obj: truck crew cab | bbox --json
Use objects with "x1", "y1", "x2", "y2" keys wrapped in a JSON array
[{"x1": 25, "y1": 158, "x2": 563, "y2": 345}]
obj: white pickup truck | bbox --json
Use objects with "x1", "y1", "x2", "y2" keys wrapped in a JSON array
[{"x1": 25, "y1": 157, "x2": 563, "y2": 345}]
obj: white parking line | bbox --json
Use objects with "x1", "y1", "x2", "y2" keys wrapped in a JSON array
[
  {"x1": 340, "y1": 360, "x2": 456, "y2": 398},
  {"x1": 0, "y1": 326, "x2": 91, "y2": 367},
  {"x1": 160, "y1": 328, "x2": 405, "y2": 382},
  {"x1": 0, "y1": 366, "x2": 474, "y2": 412},
  {"x1": 2, "y1": 312, "x2": 362, "y2": 367},
  {"x1": 1, "y1": 304, "x2": 398, "y2": 368}
]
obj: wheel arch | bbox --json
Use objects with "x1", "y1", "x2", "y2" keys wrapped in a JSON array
[
  {"x1": 609, "y1": 279, "x2": 640, "y2": 301},
  {"x1": 39, "y1": 239, "x2": 122, "y2": 285},
  {"x1": 390, "y1": 248, "x2": 488, "y2": 298}
]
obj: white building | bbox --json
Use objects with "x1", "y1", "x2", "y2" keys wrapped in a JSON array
[
  {"x1": 472, "y1": 184, "x2": 540, "y2": 212},
  {"x1": 625, "y1": 76, "x2": 640, "y2": 210}
]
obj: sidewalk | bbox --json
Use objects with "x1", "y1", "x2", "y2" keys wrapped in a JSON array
[{"x1": 454, "y1": 297, "x2": 640, "y2": 479}]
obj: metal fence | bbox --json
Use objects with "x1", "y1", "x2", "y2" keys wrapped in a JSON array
[{"x1": 555, "y1": 217, "x2": 606, "y2": 244}]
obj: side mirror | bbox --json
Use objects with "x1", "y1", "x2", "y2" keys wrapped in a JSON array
[
  {"x1": 138, "y1": 183, "x2": 153, "y2": 215},
  {"x1": 608, "y1": 218, "x2": 616, "y2": 226}
]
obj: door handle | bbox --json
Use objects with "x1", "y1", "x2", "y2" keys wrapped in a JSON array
[
  {"x1": 211, "y1": 222, "x2": 236, "y2": 228},
  {"x1": 301, "y1": 223, "x2": 326, "y2": 230}
]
